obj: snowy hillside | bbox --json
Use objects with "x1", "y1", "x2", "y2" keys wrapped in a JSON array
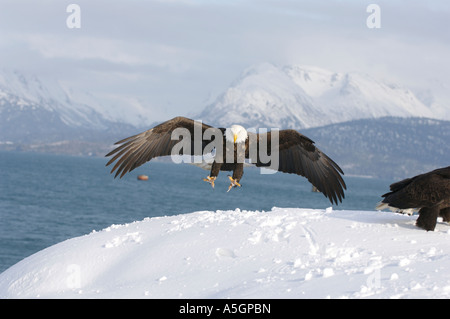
[
  {"x1": 0, "y1": 70, "x2": 108, "y2": 129},
  {"x1": 1, "y1": 208, "x2": 450, "y2": 299},
  {"x1": 198, "y1": 63, "x2": 443, "y2": 129},
  {"x1": 0, "y1": 70, "x2": 142, "y2": 150},
  {"x1": 0, "y1": 70, "x2": 151, "y2": 128},
  {"x1": 199, "y1": 63, "x2": 321, "y2": 129}
]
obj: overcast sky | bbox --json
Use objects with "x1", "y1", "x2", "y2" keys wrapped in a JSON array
[{"x1": 0, "y1": 0, "x2": 449, "y2": 123}]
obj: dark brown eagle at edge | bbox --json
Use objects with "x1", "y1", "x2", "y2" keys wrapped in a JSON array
[
  {"x1": 105, "y1": 116, "x2": 346, "y2": 205},
  {"x1": 376, "y1": 166, "x2": 450, "y2": 231}
]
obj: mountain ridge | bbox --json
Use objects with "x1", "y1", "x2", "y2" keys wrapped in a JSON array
[
  {"x1": 0, "y1": 66, "x2": 449, "y2": 178},
  {"x1": 302, "y1": 116, "x2": 450, "y2": 179},
  {"x1": 0, "y1": 69, "x2": 143, "y2": 155},
  {"x1": 198, "y1": 63, "x2": 446, "y2": 129}
]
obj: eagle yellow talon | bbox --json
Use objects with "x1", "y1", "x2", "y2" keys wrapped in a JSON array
[
  {"x1": 227, "y1": 176, "x2": 241, "y2": 192},
  {"x1": 203, "y1": 176, "x2": 216, "y2": 188}
]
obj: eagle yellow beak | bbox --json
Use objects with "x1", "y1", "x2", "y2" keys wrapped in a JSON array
[{"x1": 234, "y1": 134, "x2": 237, "y2": 143}]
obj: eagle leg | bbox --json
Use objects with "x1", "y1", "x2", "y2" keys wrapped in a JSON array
[
  {"x1": 416, "y1": 207, "x2": 439, "y2": 231},
  {"x1": 227, "y1": 175, "x2": 241, "y2": 192},
  {"x1": 203, "y1": 176, "x2": 216, "y2": 189},
  {"x1": 439, "y1": 207, "x2": 450, "y2": 223}
]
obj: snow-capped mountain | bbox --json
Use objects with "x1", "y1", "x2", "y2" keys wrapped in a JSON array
[
  {"x1": 198, "y1": 63, "x2": 321, "y2": 129},
  {"x1": 0, "y1": 70, "x2": 141, "y2": 147},
  {"x1": 0, "y1": 70, "x2": 153, "y2": 128},
  {"x1": 198, "y1": 63, "x2": 445, "y2": 129},
  {"x1": 0, "y1": 70, "x2": 107, "y2": 129}
]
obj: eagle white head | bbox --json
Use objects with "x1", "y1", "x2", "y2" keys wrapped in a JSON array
[{"x1": 226, "y1": 124, "x2": 248, "y2": 144}]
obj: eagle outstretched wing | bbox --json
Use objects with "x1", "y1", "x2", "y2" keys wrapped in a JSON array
[
  {"x1": 106, "y1": 117, "x2": 347, "y2": 205},
  {"x1": 248, "y1": 129, "x2": 346, "y2": 205},
  {"x1": 105, "y1": 117, "x2": 215, "y2": 178}
]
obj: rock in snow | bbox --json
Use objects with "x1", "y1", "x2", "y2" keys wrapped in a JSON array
[{"x1": 0, "y1": 208, "x2": 450, "y2": 299}]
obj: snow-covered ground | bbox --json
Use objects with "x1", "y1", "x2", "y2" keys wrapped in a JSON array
[{"x1": 1, "y1": 208, "x2": 449, "y2": 299}]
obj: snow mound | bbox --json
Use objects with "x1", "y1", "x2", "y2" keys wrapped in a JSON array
[{"x1": 1, "y1": 208, "x2": 450, "y2": 299}]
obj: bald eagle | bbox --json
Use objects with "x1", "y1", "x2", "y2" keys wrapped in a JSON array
[
  {"x1": 376, "y1": 166, "x2": 450, "y2": 231},
  {"x1": 105, "y1": 116, "x2": 346, "y2": 204}
]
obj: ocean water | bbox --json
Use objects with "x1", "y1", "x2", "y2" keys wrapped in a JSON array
[{"x1": 0, "y1": 151, "x2": 393, "y2": 273}]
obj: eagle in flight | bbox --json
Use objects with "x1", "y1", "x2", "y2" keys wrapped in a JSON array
[{"x1": 106, "y1": 117, "x2": 346, "y2": 205}]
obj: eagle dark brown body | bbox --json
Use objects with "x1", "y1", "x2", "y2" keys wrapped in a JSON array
[
  {"x1": 377, "y1": 166, "x2": 450, "y2": 231},
  {"x1": 105, "y1": 116, "x2": 346, "y2": 205}
]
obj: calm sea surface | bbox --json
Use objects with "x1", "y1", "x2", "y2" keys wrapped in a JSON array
[{"x1": 0, "y1": 151, "x2": 393, "y2": 273}]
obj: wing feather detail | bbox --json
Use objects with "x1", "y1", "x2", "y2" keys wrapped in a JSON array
[
  {"x1": 105, "y1": 117, "x2": 214, "y2": 178},
  {"x1": 250, "y1": 129, "x2": 346, "y2": 204}
]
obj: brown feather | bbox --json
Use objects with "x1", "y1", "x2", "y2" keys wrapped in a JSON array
[
  {"x1": 105, "y1": 117, "x2": 346, "y2": 205},
  {"x1": 250, "y1": 129, "x2": 346, "y2": 205},
  {"x1": 378, "y1": 166, "x2": 450, "y2": 231},
  {"x1": 105, "y1": 117, "x2": 213, "y2": 178}
]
